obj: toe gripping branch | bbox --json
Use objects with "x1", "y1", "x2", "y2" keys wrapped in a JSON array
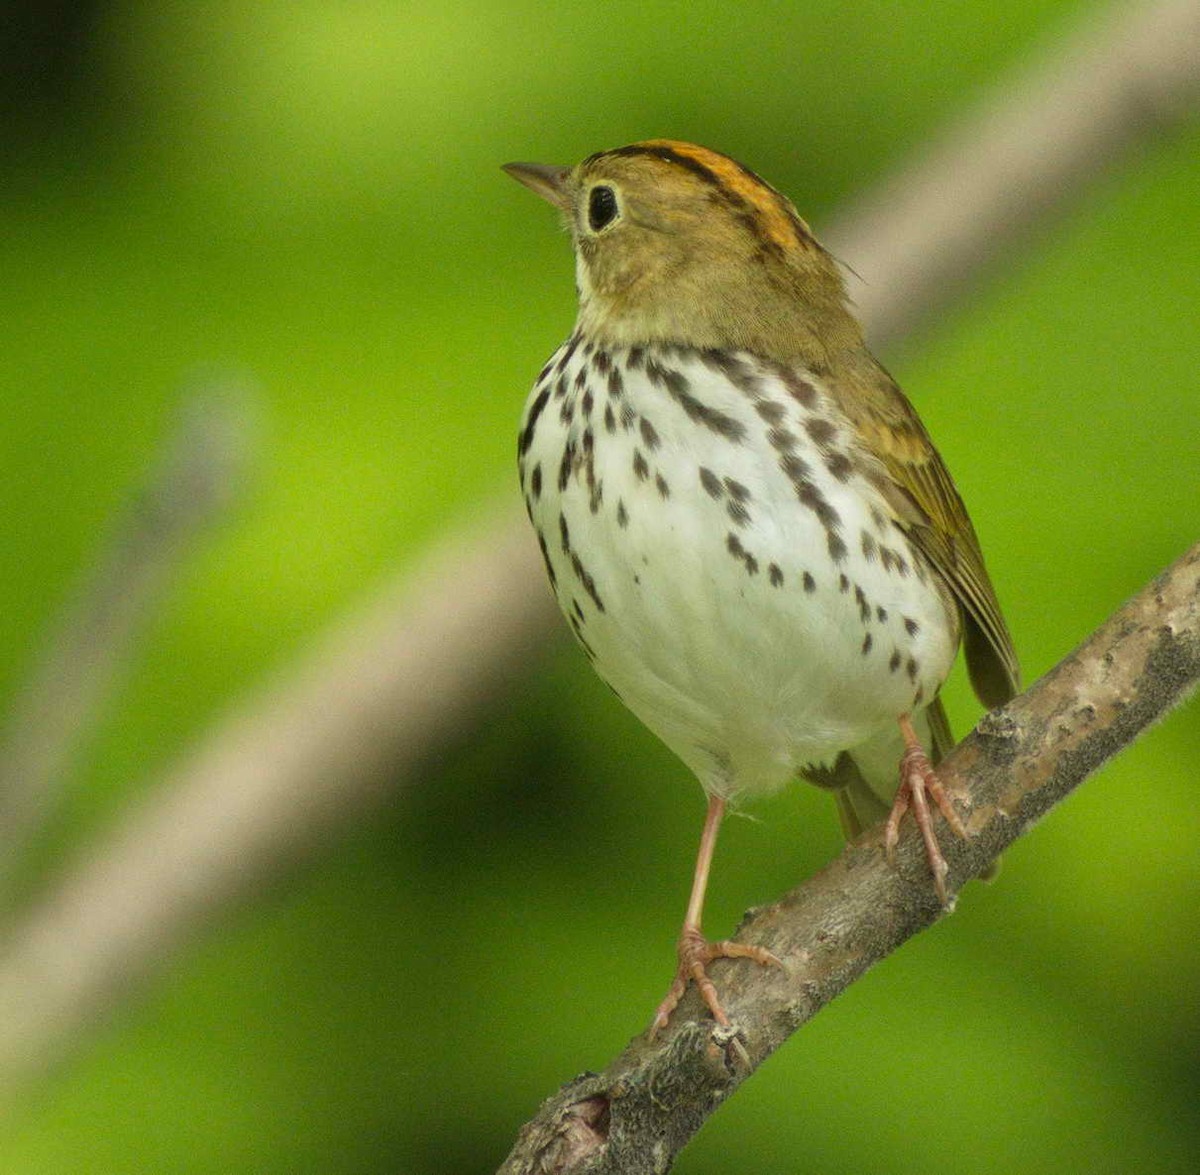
[{"x1": 887, "y1": 714, "x2": 968, "y2": 905}]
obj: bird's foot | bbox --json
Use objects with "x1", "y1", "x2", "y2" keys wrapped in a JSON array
[
  {"x1": 649, "y1": 925, "x2": 781, "y2": 1040},
  {"x1": 886, "y1": 717, "x2": 967, "y2": 906}
]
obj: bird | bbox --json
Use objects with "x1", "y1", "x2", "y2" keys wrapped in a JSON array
[{"x1": 504, "y1": 140, "x2": 1019, "y2": 1036}]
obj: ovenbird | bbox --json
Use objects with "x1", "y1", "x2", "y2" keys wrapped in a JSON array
[{"x1": 505, "y1": 141, "x2": 1019, "y2": 1035}]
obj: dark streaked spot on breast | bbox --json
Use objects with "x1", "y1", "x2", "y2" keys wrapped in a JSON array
[
  {"x1": 763, "y1": 362, "x2": 817, "y2": 407},
  {"x1": 804, "y1": 417, "x2": 836, "y2": 445},
  {"x1": 795, "y1": 479, "x2": 841, "y2": 532},
  {"x1": 536, "y1": 531, "x2": 557, "y2": 588},
  {"x1": 755, "y1": 399, "x2": 787, "y2": 425},
  {"x1": 854, "y1": 585, "x2": 870, "y2": 622},
  {"x1": 558, "y1": 442, "x2": 575, "y2": 491},
  {"x1": 825, "y1": 452, "x2": 853, "y2": 482},
  {"x1": 779, "y1": 453, "x2": 810, "y2": 486},
  {"x1": 725, "y1": 531, "x2": 758, "y2": 575},
  {"x1": 555, "y1": 334, "x2": 579, "y2": 372},
  {"x1": 570, "y1": 552, "x2": 606, "y2": 613},
  {"x1": 518, "y1": 385, "x2": 551, "y2": 457},
  {"x1": 700, "y1": 348, "x2": 761, "y2": 395},
  {"x1": 650, "y1": 359, "x2": 746, "y2": 442}
]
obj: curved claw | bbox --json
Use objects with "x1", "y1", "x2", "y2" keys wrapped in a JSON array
[
  {"x1": 649, "y1": 927, "x2": 782, "y2": 1039},
  {"x1": 887, "y1": 715, "x2": 967, "y2": 906}
]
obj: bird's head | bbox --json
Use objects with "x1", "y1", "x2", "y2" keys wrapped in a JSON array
[{"x1": 504, "y1": 140, "x2": 861, "y2": 366}]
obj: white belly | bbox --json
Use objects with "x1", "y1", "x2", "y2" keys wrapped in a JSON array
[{"x1": 519, "y1": 340, "x2": 958, "y2": 799}]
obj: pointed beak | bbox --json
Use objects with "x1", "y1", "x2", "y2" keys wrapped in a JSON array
[{"x1": 502, "y1": 161, "x2": 572, "y2": 210}]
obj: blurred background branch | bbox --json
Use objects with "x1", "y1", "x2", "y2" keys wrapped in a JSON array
[
  {"x1": 499, "y1": 541, "x2": 1200, "y2": 1174},
  {"x1": 0, "y1": 381, "x2": 255, "y2": 894},
  {"x1": 830, "y1": 0, "x2": 1200, "y2": 349},
  {"x1": 0, "y1": 506, "x2": 556, "y2": 1098}
]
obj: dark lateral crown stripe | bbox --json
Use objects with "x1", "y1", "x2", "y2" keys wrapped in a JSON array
[
  {"x1": 590, "y1": 141, "x2": 812, "y2": 252},
  {"x1": 598, "y1": 142, "x2": 735, "y2": 188}
]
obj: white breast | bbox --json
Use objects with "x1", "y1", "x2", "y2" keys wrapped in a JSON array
[{"x1": 519, "y1": 339, "x2": 958, "y2": 799}]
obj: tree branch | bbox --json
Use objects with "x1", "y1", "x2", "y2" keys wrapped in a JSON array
[{"x1": 498, "y1": 542, "x2": 1200, "y2": 1175}]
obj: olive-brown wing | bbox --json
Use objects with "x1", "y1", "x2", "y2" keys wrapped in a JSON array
[{"x1": 838, "y1": 366, "x2": 1020, "y2": 709}]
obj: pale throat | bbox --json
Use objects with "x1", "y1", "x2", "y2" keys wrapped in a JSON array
[{"x1": 573, "y1": 255, "x2": 734, "y2": 352}]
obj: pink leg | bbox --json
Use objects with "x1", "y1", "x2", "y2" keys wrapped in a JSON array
[
  {"x1": 885, "y1": 714, "x2": 967, "y2": 906},
  {"x1": 650, "y1": 794, "x2": 781, "y2": 1038}
]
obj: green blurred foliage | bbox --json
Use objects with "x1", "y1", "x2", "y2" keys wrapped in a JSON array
[{"x1": 1, "y1": 1, "x2": 1198, "y2": 1171}]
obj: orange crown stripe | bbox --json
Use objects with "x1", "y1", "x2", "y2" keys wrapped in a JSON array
[{"x1": 628, "y1": 139, "x2": 807, "y2": 251}]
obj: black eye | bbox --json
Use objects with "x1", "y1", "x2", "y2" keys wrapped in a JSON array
[{"x1": 587, "y1": 185, "x2": 619, "y2": 231}]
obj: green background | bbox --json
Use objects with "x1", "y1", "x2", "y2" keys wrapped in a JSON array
[{"x1": 2, "y1": 1, "x2": 1198, "y2": 1171}]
